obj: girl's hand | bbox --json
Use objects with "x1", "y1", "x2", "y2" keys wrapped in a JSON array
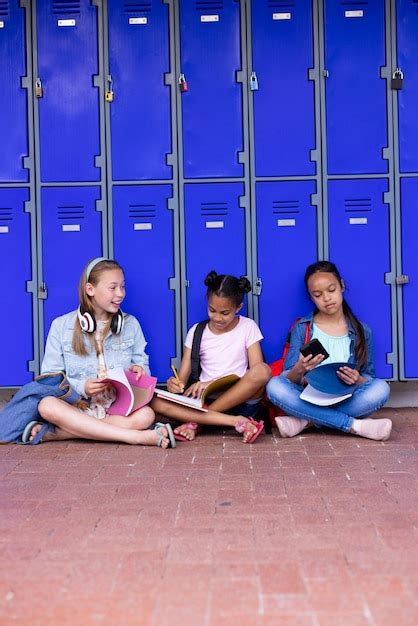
[
  {"x1": 167, "y1": 376, "x2": 185, "y2": 394},
  {"x1": 129, "y1": 365, "x2": 145, "y2": 380},
  {"x1": 337, "y1": 366, "x2": 360, "y2": 386},
  {"x1": 184, "y1": 381, "x2": 209, "y2": 399},
  {"x1": 85, "y1": 378, "x2": 110, "y2": 397},
  {"x1": 297, "y1": 352, "x2": 325, "y2": 374}
]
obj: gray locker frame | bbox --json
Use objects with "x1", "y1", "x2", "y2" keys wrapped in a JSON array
[
  {"x1": 32, "y1": 0, "x2": 109, "y2": 369},
  {"x1": 246, "y1": 0, "x2": 324, "y2": 325},
  {"x1": 103, "y1": 0, "x2": 183, "y2": 372},
  {"x1": 0, "y1": 0, "x2": 38, "y2": 386},
  {"x1": 174, "y1": 0, "x2": 254, "y2": 343},
  {"x1": 389, "y1": 0, "x2": 418, "y2": 380},
  {"x1": 318, "y1": 0, "x2": 398, "y2": 381}
]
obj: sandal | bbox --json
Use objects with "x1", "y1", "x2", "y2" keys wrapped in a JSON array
[
  {"x1": 22, "y1": 420, "x2": 51, "y2": 445},
  {"x1": 154, "y1": 422, "x2": 176, "y2": 448},
  {"x1": 235, "y1": 417, "x2": 264, "y2": 444},
  {"x1": 173, "y1": 422, "x2": 200, "y2": 442}
]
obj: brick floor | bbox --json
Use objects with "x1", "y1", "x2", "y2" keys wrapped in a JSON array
[{"x1": 1, "y1": 407, "x2": 418, "y2": 626}]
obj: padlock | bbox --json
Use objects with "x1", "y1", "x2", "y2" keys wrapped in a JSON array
[
  {"x1": 250, "y1": 71, "x2": 259, "y2": 91},
  {"x1": 179, "y1": 73, "x2": 188, "y2": 92},
  {"x1": 35, "y1": 78, "x2": 43, "y2": 98},
  {"x1": 391, "y1": 69, "x2": 404, "y2": 90},
  {"x1": 105, "y1": 90, "x2": 114, "y2": 102}
]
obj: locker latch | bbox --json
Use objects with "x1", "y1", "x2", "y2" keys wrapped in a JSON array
[
  {"x1": 391, "y1": 69, "x2": 404, "y2": 90},
  {"x1": 35, "y1": 78, "x2": 43, "y2": 98},
  {"x1": 249, "y1": 71, "x2": 259, "y2": 91},
  {"x1": 253, "y1": 277, "x2": 263, "y2": 296},
  {"x1": 38, "y1": 282, "x2": 48, "y2": 300},
  {"x1": 105, "y1": 75, "x2": 114, "y2": 102},
  {"x1": 179, "y1": 73, "x2": 189, "y2": 93},
  {"x1": 395, "y1": 274, "x2": 409, "y2": 285}
]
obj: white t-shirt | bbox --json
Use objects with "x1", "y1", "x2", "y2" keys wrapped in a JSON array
[{"x1": 185, "y1": 316, "x2": 263, "y2": 382}]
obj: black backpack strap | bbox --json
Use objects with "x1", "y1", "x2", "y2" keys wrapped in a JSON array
[{"x1": 189, "y1": 320, "x2": 208, "y2": 386}]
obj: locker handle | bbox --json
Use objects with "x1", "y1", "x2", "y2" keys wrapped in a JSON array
[
  {"x1": 253, "y1": 277, "x2": 262, "y2": 296},
  {"x1": 250, "y1": 71, "x2": 259, "y2": 91}
]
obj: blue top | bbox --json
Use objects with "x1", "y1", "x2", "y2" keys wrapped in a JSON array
[
  {"x1": 41, "y1": 310, "x2": 150, "y2": 397},
  {"x1": 311, "y1": 324, "x2": 350, "y2": 366},
  {"x1": 283, "y1": 312, "x2": 375, "y2": 377}
]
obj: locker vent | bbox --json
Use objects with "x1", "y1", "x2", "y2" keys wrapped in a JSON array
[
  {"x1": 52, "y1": 1, "x2": 81, "y2": 15},
  {"x1": 129, "y1": 204, "x2": 156, "y2": 218},
  {"x1": 267, "y1": 1, "x2": 295, "y2": 7},
  {"x1": 0, "y1": 207, "x2": 12, "y2": 221},
  {"x1": 196, "y1": 1, "x2": 224, "y2": 11},
  {"x1": 124, "y1": 2, "x2": 152, "y2": 13},
  {"x1": 0, "y1": 1, "x2": 9, "y2": 17},
  {"x1": 272, "y1": 200, "x2": 300, "y2": 213},
  {"x1": 57, "y1": 205, "x2": 85, "y2": 218},
  {"x1": 344, "y1": 198, "x2": 372, "y2": 211},
  {"x1": 200, "y1": 202, "x2": 228, "y2": 216}
]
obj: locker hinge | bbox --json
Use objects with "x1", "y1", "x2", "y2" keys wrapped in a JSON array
[
  {"x1": 38, "y1": 282, "x2": 48, "y2": 300},
  {"x1": 395, "y1": 275, "x2": 409, "y2": 285},
  {"x1": 253, "y1": 278, "x2": 262, "y2": 296}
]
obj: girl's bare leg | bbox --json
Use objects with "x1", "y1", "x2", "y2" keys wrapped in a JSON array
[
  {"x1": 103, "y1": 405, "x2": 155, "y2": 430},
  {"x1": 34, "y1": 397, "x2": 169, "y2": 447},
  {"x1": 209, "y1": 363, "x2": 272, "y2": 413},
  {"x1": 151, "y1": 396, "x2": 259, "y2": 443}
]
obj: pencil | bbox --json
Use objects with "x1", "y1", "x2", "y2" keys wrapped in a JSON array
[{"x1": 171, "y1": 364, "x2": 181, "y2": 384}]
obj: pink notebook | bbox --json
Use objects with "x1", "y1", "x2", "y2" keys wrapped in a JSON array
[{"x1": 101, "y1": 368, "x2": 157, "y2": 416}]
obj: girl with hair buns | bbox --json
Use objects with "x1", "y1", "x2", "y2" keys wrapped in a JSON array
[
  {"x1": 152, "y1": 271, "x2": 271, "y2": 442},
  {"x1": 24, "y1": 257, "x2": 175, "y2": 448}
]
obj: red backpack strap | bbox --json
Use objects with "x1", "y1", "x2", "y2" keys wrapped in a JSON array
[{"x1": 304, "y1": 321, "x2": 311, "y2": 344}]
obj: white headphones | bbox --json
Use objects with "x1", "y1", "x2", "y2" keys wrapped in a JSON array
[{"x1": 77, "y1": 257, "x2": 125, "y2": 335}]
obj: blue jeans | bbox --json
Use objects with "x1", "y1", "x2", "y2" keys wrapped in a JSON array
[{"x1": 266, "y1": 374, "x2": 390, "y2": 433}]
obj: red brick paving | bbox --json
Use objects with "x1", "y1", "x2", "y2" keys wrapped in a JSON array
[{"x1": 1, "y1": 407, "x2": 418, "y2": 625}]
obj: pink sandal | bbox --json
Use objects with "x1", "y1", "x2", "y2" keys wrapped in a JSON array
[
  {"x1": 173, "y1": 422, "x2": 200, "y2": 442},
  {"x1": 235, "y1": 417, "x2": 264, "y2": 443}
]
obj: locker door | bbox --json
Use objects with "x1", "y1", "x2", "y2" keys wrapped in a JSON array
[
  {"x1": 256, "y1": 181, "x2": 318, "y2": 363},
  {"x1": 400, "y1": 179, "x2": 418, "y2": 378},
  {"x1": 112, "y1": 185, "x2": 175, "y2": 380},
  {"x1": 323, "y1": 0, "x2": 388, "y2": 174},
  {"x1": 0, "y1": 188, "x2": 33, "y2": 385},
  {"x1": 184, "y1": 183, "x2": 246, "y2": 326},
  {"x1": 396, "y1": 0, "x2": 418, "y2": 174},
  {"x1": 328, "y1": 179, "x2": 393, "y2": 379},
  {"x1": 35, "y1": 0, "x2": 101, "y2": 182},
  {"x1": 107, "y1": 1, "x2": 172, "y2": 181},
  {"x1": 41, "y1": 187, "x2": 103, "y2": 335},
  {"x1": 0, "y1": 2, "x2": 29, "y2": 183},
  {"x1": 179, "y1": 0, "x2": 244, "y2": 178},
  {"x1": 251, "y1": 2, "x2": 316, "y2": 177}
]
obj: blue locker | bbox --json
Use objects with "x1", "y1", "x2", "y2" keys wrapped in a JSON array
[
  {"x1": 400, "y1": 179, "x2": 418, "y2": 378},
  {"x1": 107, "y1": 1, "x2": 172, "y2": 181},
  {"x1": 328, "y1": 179, "x2": 392, "y2": 379},
  {"x1": 112, "y1": 185, "x2": 176, "y2": 381},
  {"x1": 36, "y1": 0, "x2": 100, "y2": 182},
  {"x1": 396, "y1": 0, "x2": 418, "y2": 174},
  {"x1": 256, "y1": 181, "x2": 318, "y2": 363},
  {"x1": 323, "y1": 0, "x2": 388, "y2": 174},
  {"x1": 184, "y1": 183, "x2": 247, "y2": 327},
  {"x1": 0, "y1": 188, "x2": 33, "y2": 385},
  {"x1": 251, "y1": 2, "x2": 316, "y2": 177},
  {"x1": 41, "y1": 186, "x2": 103, "y2": 336},
  {"x1": 179, "y1": 0, "x2": 244, "y2": 178},
  {"x1": 0, "y1": 2, "x2": 29, "y2": 183}
]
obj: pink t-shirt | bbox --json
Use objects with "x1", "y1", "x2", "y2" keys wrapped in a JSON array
[{"x1": 184, "y1": 316, "x2": 263, "y2": 382}]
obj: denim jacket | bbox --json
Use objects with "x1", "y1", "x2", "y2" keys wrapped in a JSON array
[
  {"x1": 283, "y1": 313, "x2": 375, "y2": 377},
  {"x1": 41, "y1": 310, "x2": 150, "y2": 398},
  {"x1": 0, "y1": 371, "x2": 80, "y2": 445}
]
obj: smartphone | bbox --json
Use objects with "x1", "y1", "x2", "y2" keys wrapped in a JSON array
[{"x1": 300, "y1": 338, "x2": 329, "y2": 360}]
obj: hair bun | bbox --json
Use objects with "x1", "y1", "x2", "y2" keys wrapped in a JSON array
[
  {"x1": 238, "y1": 275, "x2": 252, "y2": 294},
  {"x1": 204, "y1": 270, "x2": 218, "y2": 287}
]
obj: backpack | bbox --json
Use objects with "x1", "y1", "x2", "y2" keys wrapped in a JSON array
[
  {"x1": 262, "y1": 318, "x2": 310, "y2": 430},
  {"x1": 187, "y1": 320, "x2": 208, "y2": 386}
]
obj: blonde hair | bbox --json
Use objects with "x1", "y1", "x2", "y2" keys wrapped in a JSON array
[{"x1": 72, "y1": 258, "x2": 124, "y2": 356}]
